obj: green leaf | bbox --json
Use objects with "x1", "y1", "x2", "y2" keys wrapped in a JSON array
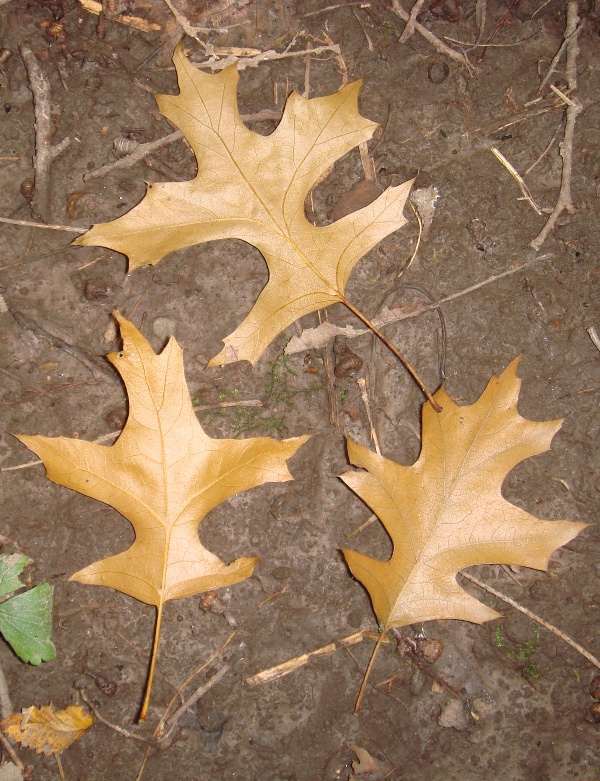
[
  {"x1": 0, "y1": 553, "x2": 29, "y2": 597},
  {"x1": 0, "y1": 555, "x2": 55, "y2": 665}
]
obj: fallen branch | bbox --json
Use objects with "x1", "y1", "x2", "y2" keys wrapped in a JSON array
[
  {"x1": 165, "y1": 663, "x2": 230, "y2": 728},
  {"x1": 390, "y1": 0, "x2": 475, "y2": 73},
  {"x1": 398, "y1": 0, "x2": 426, "y2": 42},
  {"x1": 462, "y1": 571, "x2": 600, "y2": 670},
  {"x1": 531, "y1": 1, "x2": 582, "y2": 251},
  {"x1": 19, "y1": 43, "x2": 71, "y2": 223}
]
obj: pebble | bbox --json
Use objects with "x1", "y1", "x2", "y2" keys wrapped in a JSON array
[
  {"x1": 438, "y1": 699, "x2": 472, "y2": 731},
  {"x1": 38, "y1": 360, "x2": 60, "y2": 373},
  {"x1": 152, "y1": 317, "x2": 178, "y2": 341}
]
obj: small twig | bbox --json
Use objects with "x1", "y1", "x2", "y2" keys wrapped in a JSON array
[
  {"x1": 79, "y1": 0, "x2": 161, "y2": 32},
  {"x1": 587, "y1": 326, "x2": 600, "y2": 353},
  {"x1": 54, "y1": 753, "x2": 65, "y2": 781},
  {"x1": 398, "y1": 0, "x2": 426, "y2": 42},
  {"x1": 357, "y1": 376, "x2": 381, "y2": 455},
  {"x1": 346, "y1": 513, "x2": 378, "y2": 539},
  {"x1": 531, "y1": 2, "x2": 582, "y2": 250},
  {"x1": 195, "y1": 43, "x2": 343, "y2": 73},
  {"x1": 301, "y1": 2, "x2": 372, "y2": 16},
  {"x1": 319, "y1": 311, "x2": 339, "y2": 427},
  {"x1": 490, "y1": 147, "x2": 543, "y2": 215},
  {"x1": 536, "y1": 22, "x2": 583, "y2": 95},
  {"x1": 462, "y1": 571, "x2": 600, "y2": 670},
  {"x1": 523, "y1": 117, "x2": 563, "y2": 176},
  {"x1": 246, "y1": 630, "x2": 372, "y2": 687},
  {"x1": 9, "y1": 309, "x2": 118, "y2": 385},
  {"x1": 391, "y1": 0, "x2": 475, "y2": 73},
  {"x1": 0, "y1": 730, "x2": 25, "y2": 771},
  {"x1": 78, "y1": 688, "x2": 155, "y2": 746},
  {"x1": 83, "y1": 110, "x2": 281, "y2": 182},
  {"x1": 165, "y1": 663, "x2": 230, "y2": 728},
  {"x1": 352, "y1": 7, "x2": 375, "y2": 51},
  {"x1": 0, "y1": 661, "x2": 13, "y2": 719},
  {"x1": 19, "y1": 43, "x2": 71, "y2": 223},
  {"x1": 397, "y1": 202, "x2": 422, "y2": 278},
  {"x1": 0, "y1": 216, "x2": 85, "y2": 232},
  {"x1": 359, "y1": 141, "x2": 376, "y2": 182}
]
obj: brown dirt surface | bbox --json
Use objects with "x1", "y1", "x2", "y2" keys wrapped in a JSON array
[{"x1": 1, "y1": 1, "x2": 599, "y2": 779}]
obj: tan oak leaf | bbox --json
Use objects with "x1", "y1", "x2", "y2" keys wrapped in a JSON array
[
  {"x1": 340, "y1": 358, "x2": 587, "y2": 707},
  {"x1": 75, "y1": 45, "x2": 412, "y2": 368},
  {"x1": 17, "y1": 314, "x2": 309, "y2": 718}
]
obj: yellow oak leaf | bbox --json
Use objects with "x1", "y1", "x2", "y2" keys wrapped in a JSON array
[
  {"x1": 340, "y1": 357, "x2": 587, "y2": 708},
  {"x1": 1, "y1": 705, "x2": 92, "y2": 755},
  {"x1": 16, "y1": 314, "x2": 309, "y2": 718},
  {"x1": 75, "y1": 45, "x2": 412, "y2": 368}
]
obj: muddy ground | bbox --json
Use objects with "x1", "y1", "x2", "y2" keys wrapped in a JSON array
[{"x1": 0, "y1": 1, "x2": 599, "y2": 779}]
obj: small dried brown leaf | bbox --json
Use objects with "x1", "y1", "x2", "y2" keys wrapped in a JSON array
[{"x1": 1, "y1": 706, "x2": 92, "y2": 756}]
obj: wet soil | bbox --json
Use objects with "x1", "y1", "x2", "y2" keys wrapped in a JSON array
[{"x1": 0, "y1": 1, "x2": 599, "y2": 780}]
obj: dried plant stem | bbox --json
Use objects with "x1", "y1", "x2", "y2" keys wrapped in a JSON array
[
  {"x1": 398, "y1": 0, "x2": 426, "y2": 42},
  {"x1": 19, "y1": 43, "x2": 70, "y2": 223},
  {"x1": 531, "y1": 2, "x2": 582, "y2": 251},
  {"x1": 358, "y1": 376, "x2": 381, "y2": 455},
  {"x1": 391, "y1": 0, "x2": 474, "y2": 72},
  {"x1": 139, "y1": 602, "x2": 164, "y2": 722},
  {"x1": 490, "y1": 147, "x2": 543, "y2": 215},
  {"x1": 0, "y1": 216, "x2": 84, "y2": 232},
  {"x1": 78, "y1": 689, "x2": 155, "y2": 745},
  {"x1": 0, "y1": 660, "x2": 13, "y2": 719},
  {"x1": 462, "y1": 572, "x2": 600, "y2": 670},
  {"x1": 341, "y1": 296, "x2": 441, "y2": 411},
  {"x1": 54, "y1": 753, "x2": 66, "y2": 781},
  {"x1": 165, "y1": 663, "x2": 230, "y2": 728},
  {"x1": 0, "y1": 730, "x2": 24, "y2": 770},
  {"x1": 246, "y1": 630, "x2": 372, "y2": 687}
]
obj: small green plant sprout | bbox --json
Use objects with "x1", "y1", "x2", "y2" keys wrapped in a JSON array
[
  {"x1": 0, "y1": 553, "x2": 55, "y2": 665},
  {"x1": 494, "y1": 625, "x2": 540, "y2": 679},
  {"x1": 339, "y1": 389, "x2": 347, "y2": 404}
]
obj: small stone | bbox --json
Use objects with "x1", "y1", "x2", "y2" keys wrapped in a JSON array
[
  {"x1": 270, "y1": 566, "x2": 293, "y2": 580},
  {"x1": 590, "y1": 674, "x2": 600, "y2": 701},
  {"x1": 269, "y1": 491, "x2": 308, "y2": 523},
  {"x1": 103, "y1": 319, "x2": 118, "y2": 343},
  {"x1": 38, "y1": 360, "x2": 60, "y2": 374},
  {"x1": 152, "y1": 317, "x2": 178, "y2": 341},
  {"x1": 104, "y1": 408, "x2": 126, "y2": 430},
  {"x1": 83, "y1": 279, "x2": 109, "y2": 300},
  {"x1": 438, "y1": 699, "x2": 472, "y2": 730}
]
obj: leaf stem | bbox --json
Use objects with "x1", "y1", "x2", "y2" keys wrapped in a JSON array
[
  {"x1": 354, "y1": 625, "x2": 388, "y2": 713},
  {"x1": 139, "y1": 602, "x2": 164, "y2": 722},
  {"x1": 341, "y1": 297, "x2": 442, "y2": 412}
]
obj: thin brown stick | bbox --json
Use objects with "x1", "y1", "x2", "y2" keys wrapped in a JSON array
[
  {"x1": 341, "y1": 296, "x2": 441, "y2": 411},
  {"x1": 301, "y1": 2, "x2": 372, "y2": 17},
  {"x1": 536, "y1": 21, "x2": 583, "y2": 95},
  {"x1": 19, "y1": 43, "x2": 70, "y2": 223},
  {"x1": 0, "y1": 216, "x2": 84, "y2": 232},
  {"x1": 398, "y1": 0, "x2": 426, "y2": 42},
  {"x1": 0, "y1": 730, "x2": 25, "y2": 771},
  {"x1": 246, "y1": 630, "x2": 371, "y2": 687},
  {"x1": 490, "y1": 147, "x2": 543, "y2": 215},
  {"x1": 0, "y1": 660, "x2": 13, "y2": 719},
  {"x1": 285, "y1": 254, "x2": 551, "y2": 356},
  {"x1": 165, "y1": 663, "x2": 230, "y2": 728},
  {"x1": 319, "y1": 310, "x2": 339, "y2": 427},
  {"x1": 461, "y1": 572, "x2": 600, "y2": 669},
  {"x1": 54, "y1": 753, "x2": 66, "y2": 781},
  {"x1": 78, "y1": 689, "x2": 155, "y2": 745},
  {"x1": 357, "y1": 376, "x2": 381, "y2": 455},
  {"x1": 391, "y1": 0, "x2": 474, "y2": 72},
  {"x1": 531, "y1": 2, "x2": 582, "y2": 251}
]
